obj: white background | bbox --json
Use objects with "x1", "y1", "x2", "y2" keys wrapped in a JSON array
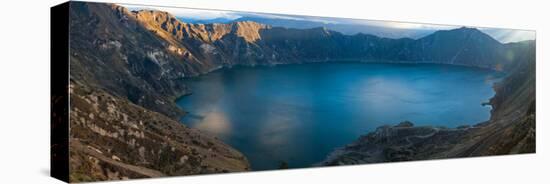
[{"x1": 0, "y1": 0, "x2": 547, "y2": 183}]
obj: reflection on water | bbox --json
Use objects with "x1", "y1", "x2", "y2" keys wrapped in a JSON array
[
  {"x1": 259, "y1": 110, "x2": 295, "y2": 148},
  {"x1": 177, "y1": 63, "x2": 503, "y2": 170},
  {"x1": 193, "y1": 110, "x2": 232, "y2": 137}
]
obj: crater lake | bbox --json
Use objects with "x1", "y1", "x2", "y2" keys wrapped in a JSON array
[{"x1": 176, "y1": 62, "x2": 503, "y2": 170}]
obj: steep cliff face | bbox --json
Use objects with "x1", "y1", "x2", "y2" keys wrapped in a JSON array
[
  {"x1": 320, "y1": 42, "x2": 535, "y2": 165},
  {"x1": 445, "y1": 40, "x2": 535, "y2": 156},
  {"x1": 69, "y1": 2, "x2": 194, "y2": 119},
  {"x1": 132, "y1": 9, "x2": 267, "y2": 43}
]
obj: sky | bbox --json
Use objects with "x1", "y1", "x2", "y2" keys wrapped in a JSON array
[{"x1": 123, "y1": 4, "x2": 535, "y2": 43}]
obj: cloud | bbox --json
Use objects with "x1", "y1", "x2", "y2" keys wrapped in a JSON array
[
  {"x1": 479, "y1": 28, "x2": 535, "y2": 43},
  {"x1": 244, "y1": 13, "x2": 340, "y2": 24},
  {"x1": 337, "y1": 19, "x2": 458, "y2": 30}
]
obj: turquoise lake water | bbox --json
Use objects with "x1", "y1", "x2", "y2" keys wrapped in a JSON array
[{"x1": 176, "y1": 62, "x2": 502, "y2": 170}]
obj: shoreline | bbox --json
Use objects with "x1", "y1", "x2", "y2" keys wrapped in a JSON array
[
  {"x1": 317, "y1": 57, "x2": 535, "y2": 165},
  {"x1": 170, "y1": 61, "x2": 502, "y2": 169},
  {"x1": 172, "y1": 60, "x2": 505, "y2": 105}
]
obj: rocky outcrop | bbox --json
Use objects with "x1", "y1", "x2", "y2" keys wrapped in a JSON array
[
  {"x1": 320, "y1": 122, "x2": 472, "y2": 165},
  {"x1": 131, "y1": 9, "x2": 267, "y2": 43}
]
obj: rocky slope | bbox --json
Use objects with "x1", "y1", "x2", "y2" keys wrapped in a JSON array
[
  {"x1": 68, "y1": 2, "x2": 251, "y2": 182},
  {"x1": 66, "y1": 1, "x2": 535, "y2": 181},
  {"x1": 69, "y1": 80, "x2": 249, "y2": 181},
  {"x1": 320, "y1": 44, "x2": 535, "y2": 165}
]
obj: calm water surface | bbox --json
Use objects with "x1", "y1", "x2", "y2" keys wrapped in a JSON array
[{"x1": 176, "y1": 62, "x2": 503, "y2": 170}]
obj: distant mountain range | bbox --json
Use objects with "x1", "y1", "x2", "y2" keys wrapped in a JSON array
[
  {"x1": 179, "y1": 15, "x2": 436, "y2": 39},
  {"x1": 171, "y1": 11, "x2": 534, "y2": 43},
  {"x1": 234, "y1": 16, "x2": 437, "y2": 39}
]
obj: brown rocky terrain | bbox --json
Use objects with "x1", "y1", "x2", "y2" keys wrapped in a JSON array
[{"x1": 69, "y1": 80, "x2": 249, "y2": 181}]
